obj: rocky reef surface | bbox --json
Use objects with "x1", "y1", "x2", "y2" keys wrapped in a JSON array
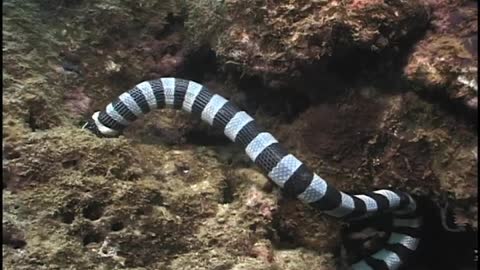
[{"x1": 3, "y1": 0, "x2": 477, "y2": 269}]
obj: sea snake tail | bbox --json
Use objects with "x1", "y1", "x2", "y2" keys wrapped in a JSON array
[{"x1": 83, "y1": 78, "x2": 422, "y2": 270}]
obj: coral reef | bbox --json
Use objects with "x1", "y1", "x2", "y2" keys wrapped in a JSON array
[
  {"x1": 275, "y1": 87, "x2": 477, "y2": 225},
  {"x1": 3, "y1": 0, "x2": 477, "y2": 269},
  {"x1": 404, "y1": 0, "x2": 478, "y2": 115},
  {"x1": 209, "y1": 0, "x2": 430, "y2": 88}
]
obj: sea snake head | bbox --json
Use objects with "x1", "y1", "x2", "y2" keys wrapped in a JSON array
[{"x1": 82, "y1": 111, "x2": 120, "y2": 138}]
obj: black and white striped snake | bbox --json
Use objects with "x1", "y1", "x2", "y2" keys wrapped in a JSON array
[{"x1": 83, "y1": 78, "x2": 422, "y2": 270}]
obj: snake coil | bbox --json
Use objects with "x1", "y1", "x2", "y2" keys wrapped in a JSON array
[{"x1": 83, "y1": 78, "x2": 422, "y2": 270}]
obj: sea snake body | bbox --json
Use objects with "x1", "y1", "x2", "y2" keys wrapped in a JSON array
[{"x1": 83, "y1": 77, "x2": 423, "y2": 270}]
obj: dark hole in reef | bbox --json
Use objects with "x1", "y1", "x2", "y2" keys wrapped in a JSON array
[
  {"x1": 6, "y1": 238, "x2": 27, "y2": 249},
  {"x1": 38, "y1": 0, "x2": 84, "y2": 11},
  {"x1": 111, "y1": 222, "x2": 124, "y2": 232},
  {"x1": 269, "y1": 217, "x2": 298, "y2": 249},
  {"x1": 27, "y1": 111, "x2": 37, "y2": 132},
  {"x1": 127, "y1": 172, "x2": 140, "y2": 182},
  {"x1": 10, "y1": 239, "x2": 27, "y2": 249},
  {"x1": 221, "y1": 178, "x2": 235, "y2": 204},
  {"x1": 411, "y1": 197, "x2": 477, "y2": 270},
  {"x1": 147, "y1": 192, "x2": 164, "y2": 206},
  {"x1": 252, "y1": 90, "x2": 311, "y2": 122},
  {"x1": 82, "y1": 201, "x2": 104, "y2": 221},
  {"x1": 60, "y1": 210, "x2": 75, "y2": 224},
  {"x1": 235, "y1": 74, "x2": 312, "y2": 122},
  {"x1": 3, "y1": 167, "x2": 9, "y2": 190},
  {"x1": 4, "y1": 147, "x2": 21, "y2": 159},
  {"x1": 82, "y1": 233, "x2": 103, "y2": 246},
  {"x1": 409, "y1": 83, "x2": 478, "y2": 128},
  {"x1": 182, "y1": 46, "x2": 218, "y2": 82},
  {"x1": 326, "y1": 19, "x2": 428, "y2": 86},
  {"x1": 273, "y1": 228, "x2": 297, "y2": 249},
  {"x1": 3, "y1": 228, "x2": 27, "y2": 249},
  {"x1": 208, "y1": 238, "x2": 218, "y2": 247},
  {"x1": 164, "y1": 45, "x2": 179, "y2": 55},
  {"x1": 62, "y1": 159, "x2": 78, "y2": 169},
  {"x1": 6, "y1": 151, "x2": 20, "y2": 160},
  {"x1": 175, "y1": 164, "x2": 190, "y2": 175}
]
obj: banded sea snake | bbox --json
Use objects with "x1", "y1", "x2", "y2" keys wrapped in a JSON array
[{"x1": 83, "y1": 78, "x2": 423, "y2": 270}]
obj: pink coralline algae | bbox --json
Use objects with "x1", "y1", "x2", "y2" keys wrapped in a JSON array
[
  {"x1": 63, "y1": 86, "x2": 93, "y2": 118},
  {"x1": 245, "y1": 187, "x2": 277, "y2": 220}
]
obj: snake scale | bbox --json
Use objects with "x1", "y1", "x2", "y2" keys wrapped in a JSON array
[{"x1": 83, "y1": 77, "x2": 423, "y2": 270}]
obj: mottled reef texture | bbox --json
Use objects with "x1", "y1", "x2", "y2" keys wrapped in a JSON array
[
  {"x1": 405, "y1": 0, "x2": 478, "y2": 115},
  {"x1": 2, "y1": 0, "x2": 477, "y2": 270},
  {"x1": 212, "y1": 0, "x2": 430, "y2": 88}
]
